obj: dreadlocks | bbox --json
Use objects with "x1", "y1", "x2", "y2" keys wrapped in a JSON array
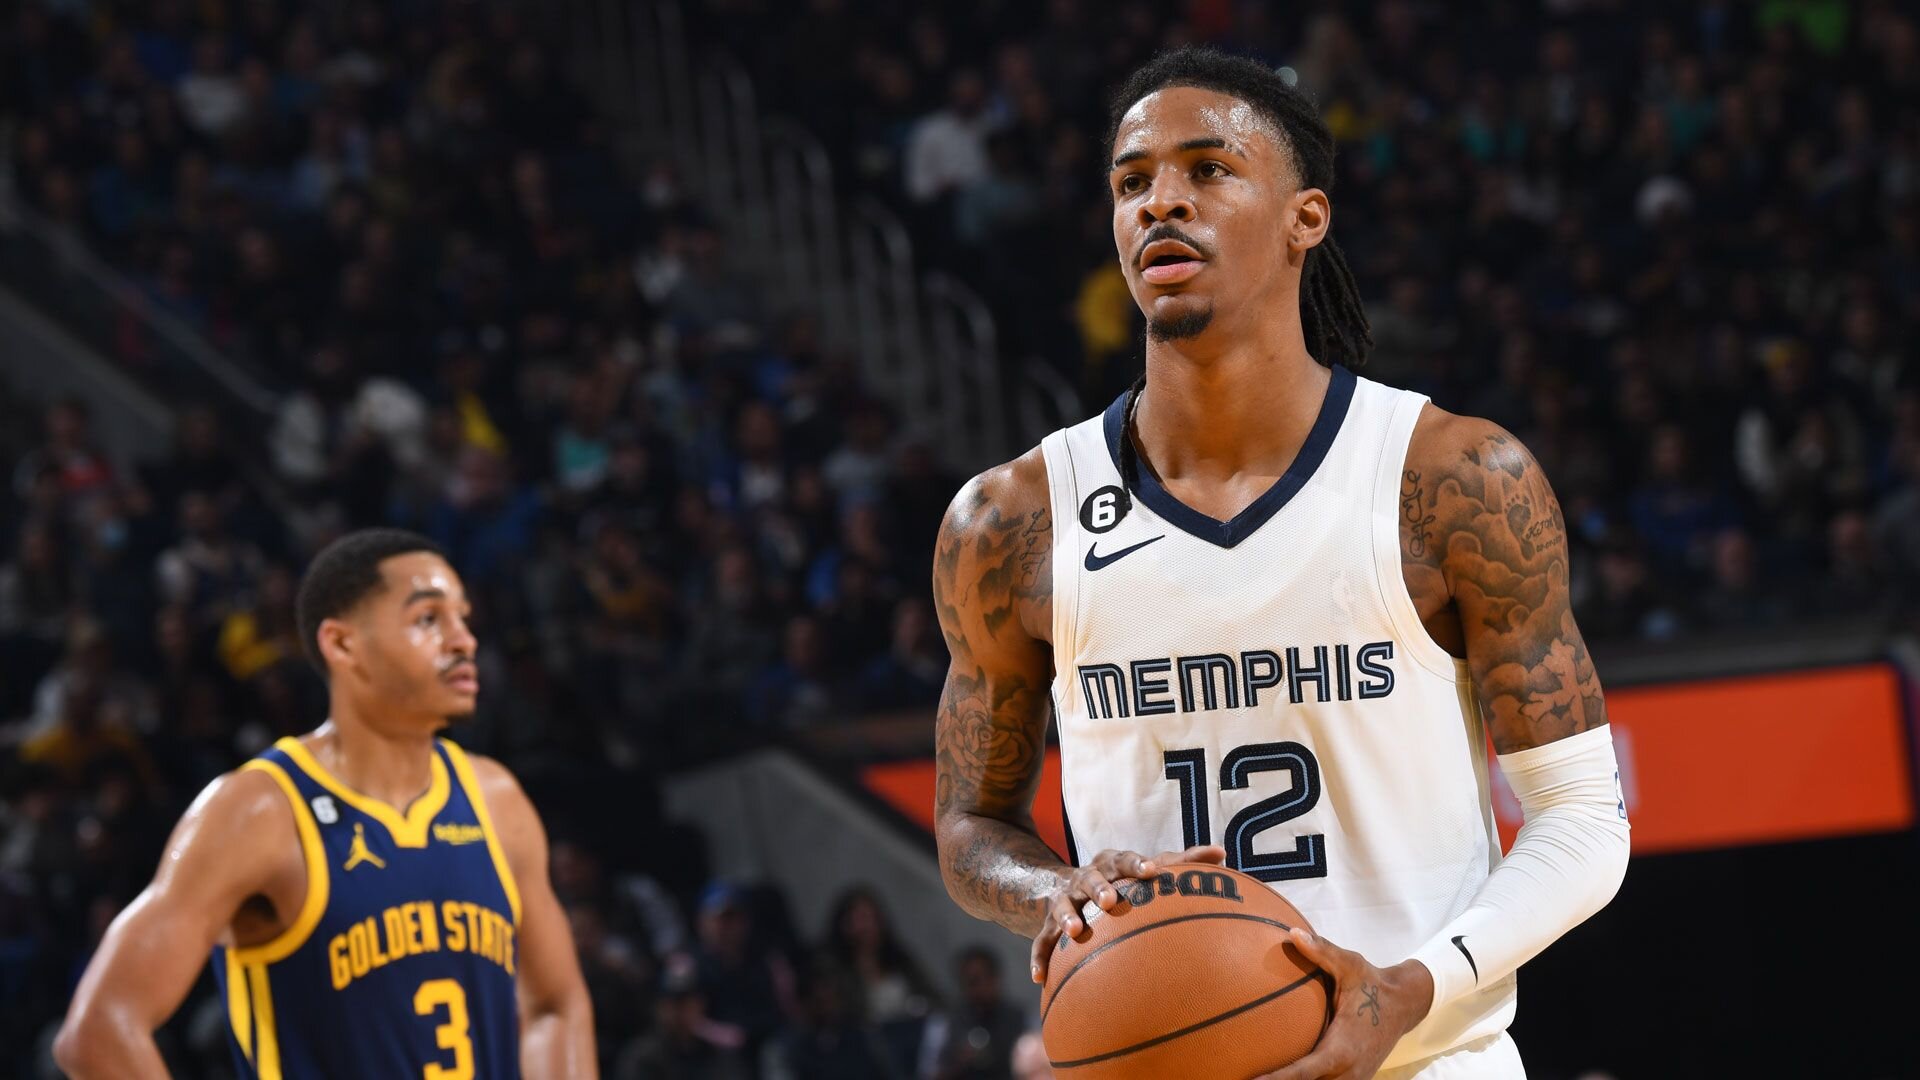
[{"x1": 1105, "y1": 46, "x2": 1374, "y2": 372}]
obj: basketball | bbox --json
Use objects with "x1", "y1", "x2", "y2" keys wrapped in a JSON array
[{"x1": 1040, "y1": 864, "x2": 1332, "y2": 1078}]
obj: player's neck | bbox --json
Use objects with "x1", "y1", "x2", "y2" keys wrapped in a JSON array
[
  {"x1": 1137, "y1": 330, "x2": 1332, "y2": 484},
  {"x1": 307, "y1": 711, "x2": 441, "y2": 811}
]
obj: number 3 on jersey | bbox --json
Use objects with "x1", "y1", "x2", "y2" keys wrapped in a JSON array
[
  {"x1": 415, "y1": 979, "x2": 475, "y2": 1080},
  {"x1": 1162, "y1": 742, "x2": 1328, "y2": 882}
]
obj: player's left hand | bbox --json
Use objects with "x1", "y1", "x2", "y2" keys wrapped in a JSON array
[{"x1": 1254, "y1": 927, "x2": 1435, "y2": 1080}]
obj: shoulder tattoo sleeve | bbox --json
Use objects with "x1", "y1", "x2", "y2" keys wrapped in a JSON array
[{"x1": 1423, "y1": 427, "x2": 1606, "y2": 754}]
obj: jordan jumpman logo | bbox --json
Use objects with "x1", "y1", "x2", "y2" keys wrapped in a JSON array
[{"x1": 343, "y1": 822, "x2": 386, "y2": 871}]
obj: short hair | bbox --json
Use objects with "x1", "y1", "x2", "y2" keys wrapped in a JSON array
[
  {"x1": 1106, "y1": 46, "x2": 1373, "y2": 370},
  {"x1": 296, "y1": 528, "x2": 446, "y2": 675}
]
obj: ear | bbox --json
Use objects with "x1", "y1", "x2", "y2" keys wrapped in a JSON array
[
  {"x1": 1288, "y1": 187, "x2": 1331, "y2": 259},
  {"x1": 316, "y1": 616, "x2": 356, "y2": 673}
]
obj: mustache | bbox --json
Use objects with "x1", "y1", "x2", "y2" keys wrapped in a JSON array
[
  {"x1": 1134, "y1": 224, "x2": 1212, "y2": 266},
  {"x1": 438, "y1": 655, "x2": 475, "y2": 675}
]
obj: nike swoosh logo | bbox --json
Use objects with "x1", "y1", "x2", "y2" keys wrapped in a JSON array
[
  {"x1": 1084, "y1": 535, "x2": 1165, "y2": 571},
  {"x1": 1452, "y1": 935, "x2": 1479, "y2": 982}
]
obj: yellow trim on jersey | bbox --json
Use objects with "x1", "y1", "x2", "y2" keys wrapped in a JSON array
[
  {"x1": 275, "y1": 736, "x2": 450, "y2": 848},
  {"x1": 440, "y1": 740, "x2": 522, "y2": 925},
  {"x1": 230, "y1": 760, "x2": 331, "y2": 966},
  {"x1": 224, "y1": 950, "x2": 252, "y2": 1064},
  {"x1": 246, "y1": 962, "x2": 282, "y2": 1080}
]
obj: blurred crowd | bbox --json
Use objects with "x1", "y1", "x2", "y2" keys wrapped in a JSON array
[
  {"x1": 2, "y1": 0, "x2": 1919, "y2": 1075},
  {"x1": 707, "y1": 0, "x2": 1920, "y2": 639},
  {"x1": 1, "y1": 0, "x2": 957, "y2": 1073}
]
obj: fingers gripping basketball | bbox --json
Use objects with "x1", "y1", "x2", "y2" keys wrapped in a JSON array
[{"x1": 1039, "y1": 864, "x2": 1332, "y2": 1078}]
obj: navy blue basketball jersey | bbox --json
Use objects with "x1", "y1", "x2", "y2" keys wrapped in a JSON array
[{"x1": 212, "y1": 736, "x2": 522, "y2": 1079}]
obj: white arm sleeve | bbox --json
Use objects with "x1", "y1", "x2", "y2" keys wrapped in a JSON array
[{"x1": 1407, "y1": 725, "x2": 1630, "y2": 1017}]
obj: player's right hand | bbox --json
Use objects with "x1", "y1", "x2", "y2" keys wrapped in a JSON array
[{"x1": 1031, "y1": 844, "x2": 1227, "y2": 982}]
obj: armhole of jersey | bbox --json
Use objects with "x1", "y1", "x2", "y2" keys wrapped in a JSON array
[
  {"x1": 229, "y1": 759, "x2": 330, "y2": 967},
  {"x1": 1040, "y1": 429, "x2": 1080, "y2": 690},
  {"x1": 440, "y1": 740, "x2": 523, "y2": 925},
  {"x1": 1369, "y1": 392, "x2": 1468, "y2": 681}
]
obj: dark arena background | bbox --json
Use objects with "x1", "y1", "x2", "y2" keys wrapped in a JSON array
[{"x1": 2, "y1": 1, "x2": 1918, "y2": 1077}]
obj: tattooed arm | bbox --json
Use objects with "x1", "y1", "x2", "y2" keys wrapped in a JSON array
[
  {"x1": 1271, "y1": 413, "x2": 1629, "y2": 1079},
  {"x1": 1388, "y1": 410, "x2": 1627, "y2": 1056},
  {"x1": 930, "y1": 451, "x2": 1061, "y2": 937},
  {"x1": 932, "y1": 452, "x2": 1222, "y2": 979},
  {"x1": 1401, "y1": 409, "x2": 1606, "y2": 749}
]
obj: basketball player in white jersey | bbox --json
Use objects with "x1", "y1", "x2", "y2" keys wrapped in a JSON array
[{"x1": 932, "y1": 48, "x2": 1630, "y2": 1079}]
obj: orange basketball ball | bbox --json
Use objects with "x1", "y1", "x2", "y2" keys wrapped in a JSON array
[{"x1": 1040, "y1": 864, "x2": 1332, "y2": 1078}]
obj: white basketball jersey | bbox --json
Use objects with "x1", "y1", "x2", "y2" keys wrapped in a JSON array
[{"x1": 1039, "y1": 367, "x2": 1514, "y2": 1067}]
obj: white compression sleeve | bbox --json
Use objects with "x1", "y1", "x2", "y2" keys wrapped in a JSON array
[{"x1": 1407, "y1": 725, "x2": 1631, "y2": 1015}]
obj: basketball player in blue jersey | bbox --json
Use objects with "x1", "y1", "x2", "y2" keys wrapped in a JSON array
[
  {"x1": 933, "y1": 49, "x2": 1629, "y2": 1079},
  {"x1": 55, "y1": 529, "x2": 596, "y2": 1079}
]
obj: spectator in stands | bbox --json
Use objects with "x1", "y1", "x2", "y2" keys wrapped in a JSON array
[
  {"x1": 568, "y1": 898, "x2": 658, "y2": 1073},
  {"x1": 616, "y1": 962, "x2": 750, "y2": 1080},
  {"x1": 11, "y1": 399, "x2": 115, "y2": 528},
  {"x1": 919, "y1": 946, "x2": 1027, "y2": 1080},
  {"x1": 1628, "y1": 424, "x2": 1740, "y2": 579},
  {"x1": 905, "y1": 69, "x2": 993, "y2": 208},
  {"x1": 0, "y1": 521, "x2": 73, "y2": 659},
  {"x1": 269, "y1": 343, "x2": 427, "y2": 517},
  {"x1": 692, "y1": 881, "x2": 795, "y2": 1063},
  {"x1": 819, "y1": 885, "x2": 936, "y2": 1075},
  {"x1": 18, "y1": 676, "x2": 152, "y2": 787},
  {"x1": 176, "y1": 33, "x2": 245, "y2": 138},
  {"x1": 426, "y1": 445, "x2": 542, "y2": 586},
  {"x1": 1734, "y1": 339, "x2": 1870, "y2": 549},
  {"x1": 1803, "y1": 509, "x2": 1894, "y2": 621},
  {"x1": 23, "y1": 619, "x2": 154, "y2": 742},
  {"x1": 1580, "y1": 534, "x2": 1683, "y2": 643},
  {"x1": 155, "y1": 490, "x2": 266, "y2": 629},
  {"x1": 1692, "y1": 528, "x2": 1789, "y2": 631},
  {"x1": 745, "y1": 614, "x2": 844, "y2": 728},
  {"x1": 764, "y1": 966, "x2": 893, "y2": 1080},
  {"x1": 855, "y1": 598, "x2": 946, "y2": 711}
]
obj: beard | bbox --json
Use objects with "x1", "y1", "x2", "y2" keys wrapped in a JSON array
[{"x1": 1147, "y1": 303, "x2": 1215, "y2": 342}]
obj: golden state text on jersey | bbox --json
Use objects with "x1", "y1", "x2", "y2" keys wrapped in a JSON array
[{"x1": 212, "y1": 737, "x2": 522, "y2": 1080}]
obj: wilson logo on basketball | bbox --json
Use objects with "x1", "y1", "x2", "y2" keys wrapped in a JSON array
[{"x1": 1120, "y1": 869, "x2": 1243, "y2": 908}]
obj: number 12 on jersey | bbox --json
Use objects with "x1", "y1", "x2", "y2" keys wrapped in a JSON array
[{"x1": 1162, "y1": 742, "x2": 1327, "y2": 882}]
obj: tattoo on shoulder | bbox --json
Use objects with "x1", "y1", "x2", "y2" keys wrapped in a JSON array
[
  {"x1": 933, "y1": 488, "x2": 1051, "y2": 649},
  {"x1": 1401, "y1": 469, "x2": 1435, "y2": 560},
  {"x1": 1419, "y1": 427, "x2": 1605, "y2": 753}
]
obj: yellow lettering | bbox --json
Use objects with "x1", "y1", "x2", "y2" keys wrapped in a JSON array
[
  {"x1": 348, "y1": 922, "x2": 371, "y2": 978},
  {"x1": 501, "y1": 922, "x2": 515, "y2": 974},
  {"x1": 384, "y1": 907, "x2": 412, "y2": 958},
  {"x1": 477, "y1": 909, "x2": 495, "y2": 963},
  {"x1": 368, "y1": 915, "x2": 391, "y2": 968},
  {"x1": 443, "y1": 901, "x2": 467, "y2": 952},
  {"x1": 461, "y1": 902, "x2": 481, "y2": 955},
  {"x1": 329, "y1": 934, "x2": 352, "y2": 990},
  {"x1": 416, "y1": 902, "x2": 440, "y2": 953}
]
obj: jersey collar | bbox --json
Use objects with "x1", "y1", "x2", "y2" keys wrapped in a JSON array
[{"x1": 1102, "y1": 364, "x2": 1357, "y2": 549}]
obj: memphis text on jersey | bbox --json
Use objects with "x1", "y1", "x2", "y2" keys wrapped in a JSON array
[
  {"x1": 326, "y1": 898, "x2": 516, "y2": 991},
  {"x1": 1076, "y1": 641, "x2": 1397, "y2": 720}
]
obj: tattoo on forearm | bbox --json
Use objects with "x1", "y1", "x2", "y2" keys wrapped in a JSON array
[
  {"x1": 932, "y1": 477, "x2": 1061, "y2": 933},
  {"x1": 1357, "y1": 983, "x2": 1382, "y2": 1026},
  {"x1": 1414, "y1": 429, "x2": 1606, "y2": 753}
]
